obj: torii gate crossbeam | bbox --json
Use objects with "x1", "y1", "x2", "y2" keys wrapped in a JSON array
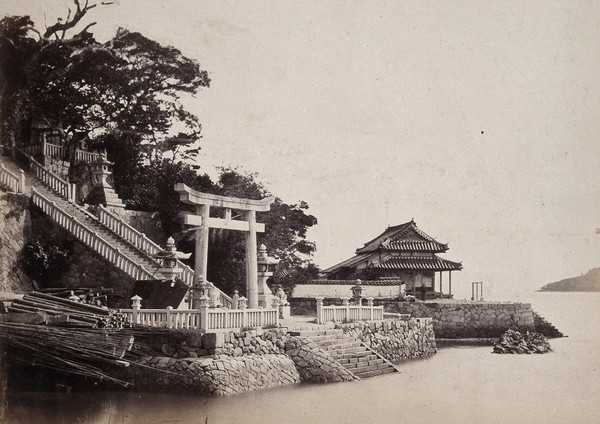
[{"x1": 175, "y1": 183, "x2": 275, "y2": 308}]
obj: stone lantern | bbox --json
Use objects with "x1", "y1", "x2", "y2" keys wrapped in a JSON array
[
  {"x1": 85, "y1": 151, "x2": 125, "y2": 208},
  {"x1": 153, "y1": 236, "x2": 191, "y2": 282},
  {"x1": 257, "y1": 244, "x2": 279, "y2": 308},
  {"x1": 351, "y1": 279, "x2": 365, "y2": 305}
]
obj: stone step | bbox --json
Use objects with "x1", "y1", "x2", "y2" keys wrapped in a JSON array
[
  {"x1": 354, "y1": 366, "x2": 397, "y2": 378},
  {"x1": 341, "y1": 357, "x2": 383, "y2": 368},
  {"x1": 303, "y1": 334, "x2": 352, "y2": 343},
  {"x1": 288, "y1": 329, "x2": 343, "y2": 337},
  {"x1": 330, "y1": 347, "x2": 370, "y2": 359},
  {"x1": 350, "y1": 361, "x2": 393, "y2": 374},
  {"x1": 320, "y1": 341, "x2": 363, "y2": 351},
  {"x1": 312, "y1": 338, "x2": 357, "y2": 347}
]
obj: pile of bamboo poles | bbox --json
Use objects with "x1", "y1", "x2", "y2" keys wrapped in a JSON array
[
  {"x1": 0, "y1": 323, "x2": 135, "y2": 386},
  {"x1": 7, "y1": 292, "x2": 129, "y2": 328}
]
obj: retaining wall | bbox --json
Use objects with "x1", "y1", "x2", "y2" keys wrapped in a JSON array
[
  {"x1": 0, "y1": 192, "x2": 33, "y2": 293},
  {"x1": 285, "y1": 336, "x2": 356, "y2": 383},
  {"x1": 135, "y1": 328, "x2": 288, "y2": 359},
  {"x1": 337, "y1": 318, "x2": 437, "y2": 361},
  {"x1": 125, "y1": 354, "x2": 300, "y2": 395},
  {"x1": 393, "y1": 301, "x2": 535, "y2": 338}
]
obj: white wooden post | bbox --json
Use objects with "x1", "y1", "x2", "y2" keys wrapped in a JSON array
[
  {"x1": 367, "y1": 297, "x2": 374, "y2": 321},
  {"x1": 316, "y1": 297, "x2": 324, "y2": 324},
  {"x1": 131, "y1": 295, "x2": 142, "y2": 324}
]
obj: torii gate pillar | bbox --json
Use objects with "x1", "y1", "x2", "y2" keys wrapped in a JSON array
[{"x1": 176, "y1": 183, "x2": 274, "y2": 309}]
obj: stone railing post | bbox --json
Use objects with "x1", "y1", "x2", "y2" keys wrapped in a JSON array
[
  {"x1": 166, "y1": 306, "x2": 173, "y2": 329},
  {"x1": 131, "y1": 295, "x2": 142, "y2": 324},
  {"x1": 231, "y1": 290, "x2": 239, "y2": 310},
  {"x1": 341, "y1": 297, "x2": 350, "y2": 322},
  {"x1": 367, "y1": 297, "x2": 374, "y2": 321},
  {"x1": 239, "y1": 296, "x2": 248, "y2": 328},
  {"x1": 19, "y1": 169, "x2": 25, "y2": 194},
  {"x1": 198, "y1": 295, "x2": 210, "y2": 331},
  {"x1": 316, "y1": 297, "x2": 324, "y2": 324}
]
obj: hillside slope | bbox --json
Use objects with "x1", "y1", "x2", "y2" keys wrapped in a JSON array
[{"x1": 540, "y1": 268, "x2": 600, "y2": 292}]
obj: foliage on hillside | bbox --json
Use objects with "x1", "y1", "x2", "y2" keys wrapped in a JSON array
[
  {"x1": 540, "y1": 268, "x2": 600, "y2": 292},
  {"x1": 0, "y1": 2, "x2": 320, "y2": 296}
]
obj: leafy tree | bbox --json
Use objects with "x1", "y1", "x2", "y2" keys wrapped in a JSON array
[
  {"x1": 0, "y1": 1, "x2": 210, "y2": 181},
  {"x1": 206, "y1": 168, "x2": 319, "y2": 295}
]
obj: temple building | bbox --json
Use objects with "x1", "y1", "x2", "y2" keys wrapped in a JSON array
[{"x1": 318, "y1": 219, "x2": 462, "y2": 300}]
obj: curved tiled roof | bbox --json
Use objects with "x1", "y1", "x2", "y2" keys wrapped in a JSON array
[
  {"x1": 356, "y1": 220, "x2": 447, "y2": 254},
  {"x1": 374, "y1": 255, "x2": 462, "y2": 271},
  {"x1": 381, "y1": 240, "x2": 447, "y2": 252},
  {"x1": 300, "y1": 279, "x2": 405, "y2": 286}
]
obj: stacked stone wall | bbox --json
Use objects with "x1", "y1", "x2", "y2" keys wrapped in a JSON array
[
  {"x1": 336, "y1": 318, "x2": 437, "y2": 362},
  {"x1": 284, "y1": 336, "x2": 356, "y2": 383},
  {"x1": 136, "y1": 328, "x2": 289, "y2": 359},
  {"x1": 0, "y1": 192, "x2": 34, "y2": 293},
  {"x1": 392, "y1": 301, "x2": 536, "y2": 338},
  {"x1": 57, "y1": 241, "x2": 134, "y2": 308},
  {"x1": 125, "y1": 354, "x2": 300, "y2": 395}
]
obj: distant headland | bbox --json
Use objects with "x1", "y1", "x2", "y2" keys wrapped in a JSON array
[{"x1": 539, "y1": 268, "x2": 600, "y2": 292}]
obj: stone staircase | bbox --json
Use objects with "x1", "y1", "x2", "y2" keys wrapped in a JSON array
[
  {"x1": 1, "y1": 150, "x2": 236, "y2": 306},
  {"x1": 289, "y1": 328, "x2": 398, "y2": 379},
  {"x1": 1, "y1": 153, "x2": 169, "y2": 283},
  {"x1": 533, "y1": 311, "x2": 564, "y2": 338}
]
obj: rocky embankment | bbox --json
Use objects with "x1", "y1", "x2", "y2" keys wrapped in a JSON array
[{"x1": 492, "y1": 330, "x2": 552, "y2": 354}]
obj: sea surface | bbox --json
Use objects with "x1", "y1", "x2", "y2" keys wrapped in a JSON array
[{"x1": 2, "y1": 292, "x2": 599, "y2": 424}]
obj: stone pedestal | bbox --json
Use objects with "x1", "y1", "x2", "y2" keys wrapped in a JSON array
[{"x1": 279, "y1": 305, "x2": 291, "y2": 319}]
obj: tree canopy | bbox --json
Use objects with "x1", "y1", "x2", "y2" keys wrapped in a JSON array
[
  {"x1": 0, "y1": 1, "x2": 319, "y2": 296},
  {"x1": 0, "y1": 1, "x2": 209, "y2": 178}
]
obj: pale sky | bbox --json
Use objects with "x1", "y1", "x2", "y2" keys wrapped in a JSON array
[{"x1": 3, "y1": 0, "x2": 599, "y2": 299}]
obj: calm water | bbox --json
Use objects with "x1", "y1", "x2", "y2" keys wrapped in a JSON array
[{"x1": 2, "y1": 292, "x2": 599, "y2": 424}]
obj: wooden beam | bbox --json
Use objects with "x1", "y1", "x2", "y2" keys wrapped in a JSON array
[
  {"x1": 175, "y1": 183, "x2": 274, "y2": 211},
  {"x1": 182, "y1": 213, "x2": 265, "y2": 232}
]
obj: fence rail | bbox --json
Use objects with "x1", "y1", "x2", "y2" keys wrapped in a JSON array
[
  {"x1": 17, "y1": 149, "x2": 75, "y2": 201},
  {"x1": 98, "y1": 205, "x2": 233, "y2": 309},
  {"x1": 316, "y1": 297, "x2": 384, "y2": 324},
  {"x1": 120, "y1": 303, "x2": 278, "y2": 331},
  {"x1": 21, "y1": 142, "x2": 103, "y2": 164},
  {"x1": 0, "y1": 164, "x2": 25, "y2": 193},
  {"x1": 32, "y1": 188, "x2": 155, "y2": 281}
]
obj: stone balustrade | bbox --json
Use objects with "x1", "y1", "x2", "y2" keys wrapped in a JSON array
[
  {"x1": 121, "y1": 295, "x2": 279, "y2": 331},
  {"x1": 32, "y1": 188, "x2": 154, "y2": 281},
  {"x1": 316, "y1": 296, "x2": 384, "y2": 324},
  {"x1": 97, "y1": 205, "x2": 233, "y2": 308},
  {"x1": 0, "y1": 164, "x2": 25, "y2": 194}
]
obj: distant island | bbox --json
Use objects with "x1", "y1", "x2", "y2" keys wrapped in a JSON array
[{"x1": 540, "y1": 268, "x2": 600, "y2": 292}]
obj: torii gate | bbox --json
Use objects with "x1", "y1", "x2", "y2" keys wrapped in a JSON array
[{"x1": 175, "y1": 183, "x2": 275, "y2": 308}]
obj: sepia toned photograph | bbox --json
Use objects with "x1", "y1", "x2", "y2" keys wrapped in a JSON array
[{"x1": 0, "y1": 1, "x2": 599, "y2": 423}]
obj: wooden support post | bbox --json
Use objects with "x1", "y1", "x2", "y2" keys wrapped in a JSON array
[
  {"x1": 245, "y1": 210, "x2": 258, "y2": 309},
  {"x1": 449, "y1": 272, "x2": 452, "y2": 297}
]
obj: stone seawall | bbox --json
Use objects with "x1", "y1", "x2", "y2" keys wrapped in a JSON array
[
  {"x1": 285, "y1": 336, "x2": 356, "y2": 383},
  {"x1": 337, "y1": 319, "x2": 437, "y2": 362},
  {"x1": 392, "y1": 301, "x2": 536, "y2": 338},
  {"x1": 125, "y1": 354, "x2": 300, "y2": 395},
  {"x1": 135, "y1": 328, "x2": 288, "y2": 358}
]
